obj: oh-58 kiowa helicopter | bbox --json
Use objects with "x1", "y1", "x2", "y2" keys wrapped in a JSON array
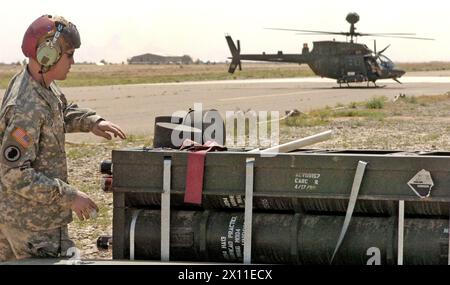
[{"x1": 226, "y1": 13, "x2": 433, "y2": 87}]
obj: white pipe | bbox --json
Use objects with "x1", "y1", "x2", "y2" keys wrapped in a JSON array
[{"x1": 248, "y1": 130, "x2": 332, "y2": 154}]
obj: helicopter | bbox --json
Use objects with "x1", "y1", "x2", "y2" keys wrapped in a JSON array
[{"x1": 226, "y1": 12, "x2": 434, "y2": 88}]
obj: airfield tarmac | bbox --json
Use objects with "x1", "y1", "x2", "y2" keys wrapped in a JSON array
[{"x1": 2, "y1": 74, "x2": 450, "y2": 143}]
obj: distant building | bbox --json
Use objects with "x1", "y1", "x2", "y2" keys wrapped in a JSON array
[{"x1": 127, "y1": 53, "x2": 193, "y2": 65}]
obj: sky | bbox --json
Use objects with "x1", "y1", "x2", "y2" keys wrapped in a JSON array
[{"x1": 0, "y1": 0, "x2": 449, "y2": 64}]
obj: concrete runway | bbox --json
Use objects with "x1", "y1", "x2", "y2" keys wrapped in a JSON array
[{"x1": 2, "y1": 76, "x2": 450, "y2": 142}]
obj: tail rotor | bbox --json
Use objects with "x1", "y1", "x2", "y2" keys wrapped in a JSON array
[{"x1": 225, "y1": 35, "x2": 242, "y2": 74}]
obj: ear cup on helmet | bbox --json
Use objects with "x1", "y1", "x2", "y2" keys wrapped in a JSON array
[
  {"x1": 36, "y1": 38, "x2": 62, "y2": 67},
  {"x1": 22, "y1": 15, "x2": 80, "y2": 68}
]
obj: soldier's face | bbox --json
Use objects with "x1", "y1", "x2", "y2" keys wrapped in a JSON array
[{"x1": 49, "y1": 48, "x2": 75, "y2": 81}]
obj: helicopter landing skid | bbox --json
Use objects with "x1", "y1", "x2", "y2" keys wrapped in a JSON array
[{"x1": 333, "y1": 85, "x2": 386, "y2": 89}]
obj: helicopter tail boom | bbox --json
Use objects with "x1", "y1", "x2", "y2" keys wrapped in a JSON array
[
  {"x1": 226, "y1": 35, "x2": 311, "y2": 73},
  {"x1": 226, "y1": 35, "x2": 242, "y2": 74}
]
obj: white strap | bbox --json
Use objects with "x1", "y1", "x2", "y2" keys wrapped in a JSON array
[
  {"x1": 397, "y1": 200, "x2": 405, "y2": 265},
  {"x1": 129, "y1": 209, "x2": 142, "y2": 260},
  {"x1": 243, "y1": 157, "x2": 255, "y2": 264},
  {"x1": 161, "y1": 158, "x2": 172, "y2": 261},
  {"x1": 331, "y1": 160, "x2": 368, "y2": 263},
  {"x1": 448, "y1": 207, "x2": 450, "y2": 265}
]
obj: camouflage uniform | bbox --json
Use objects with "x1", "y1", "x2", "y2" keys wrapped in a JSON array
[{"x1": 0, "y1": 67, "x2": 103, "y2": 261}]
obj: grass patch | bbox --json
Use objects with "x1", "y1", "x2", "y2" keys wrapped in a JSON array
[
  {"x1": 415, "y1": 94, "x2": 450, "y2": 104},
  {"x1": 365, "y1": 96, "x2": 386, "y2": 109},
  {"x1": 67, "y1": 143, "x2": 102, "y2": 159},
  {"x1": 123, "y1": 134, "x2": 151, "y2": 144},
  {"x1": 333, "y1": 109, "x2": 386, "y2": 120},
  {"x1": 283, "y1": 92, "x2": 450, "y2": 133},
  {"x1": 282, "y1": 96, "x2": 389, "y2": 128},
  {"x1": 423, "y1": 133, "x2": 440, "y2": 141},
  {"x1": 348, "y1": 102, "x2": 359, "y2": 109},
  {"x1": 406, "y1": 96, "x2": 418, "y2": 104},
  {"x1": 2, "y1": 61, "x2": 450, "y2": 89},
  {"x1": 396, "y1": 61, "x2": 450, "y2": 72},
  {"x1": 57, "y1": 68, "x2": 314, "y2": 87},
  {"x1": 284, "y1": 115, "x2": 330, "y2": 127},
  {"x1": 0, "y1": 72, "x2": 15, "y2": 89},
  {"x1": 0, "y1": 63, "x2": 315, "y2": 89}
]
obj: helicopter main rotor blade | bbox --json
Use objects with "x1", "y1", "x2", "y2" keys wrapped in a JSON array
[
  {"x1": 265, "y1": 28, "x2": 348, "y2": 36},
  {"x1": 265, "y1": 28, "x2": 433, "y2": 40},
  {"x1": 361, "y1": 33, "x2": 417, "y2": 36},
  {"x1": 295, "y1": 33, "x2": 344, "y2": 36},
  {"x1": 367, "y1": 34, "x2": 435, "y2": 40},
  {"x1": 266, "y1": 28, "x2": 421, "y2": 37}
]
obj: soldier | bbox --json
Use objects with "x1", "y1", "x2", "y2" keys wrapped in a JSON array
[{"x1": 0, "y1": 15, "x2": 126, "y2": 262}]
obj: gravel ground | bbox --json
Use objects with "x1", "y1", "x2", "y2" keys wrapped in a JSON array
[
  {"x1": 66, "y1": 140, "x2": 150, "y2": 260},
  {"x1": 66, "y1": 93, "x2": 450, "y2": 260}
]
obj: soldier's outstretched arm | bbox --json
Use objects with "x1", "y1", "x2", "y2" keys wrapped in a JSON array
[
  {"x1": 91, "y1": 119, "x2": 126, "y2": 140},
  {"x1": 63, "y1": 102, "x2": 126, "y2": 140},
  {"x1": 54, "y1": 86, "x2": 126, "y2": 138},
  {"x1": 62, "y1": 101, "x2": 104, "y2": 133},
  {"x1": 51, "y1": 84, "x2": 104, "y2": 133}
]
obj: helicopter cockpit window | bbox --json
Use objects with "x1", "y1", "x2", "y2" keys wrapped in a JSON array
[{"x1": 377, "y1": 54, "x2": 394, "y2": 70}]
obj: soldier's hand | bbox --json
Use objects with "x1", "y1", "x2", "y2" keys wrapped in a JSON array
[
  {"x1": 92, "y1": 120, "x2": 126, "y2": 140},
  {"x1": 71, "y1": 190, "x2": 99, "y2": 221}
]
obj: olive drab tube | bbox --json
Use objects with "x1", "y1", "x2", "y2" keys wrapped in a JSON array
[{"x1": 124, "y1": 210, "x2": 449, "y2": 265}]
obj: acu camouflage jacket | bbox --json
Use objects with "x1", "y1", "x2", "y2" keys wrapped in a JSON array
[{"x1": 0, "y1": 67, "x2": 103, "y2": 231}]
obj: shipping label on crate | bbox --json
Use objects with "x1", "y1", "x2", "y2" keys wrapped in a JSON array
[{"x1": 294, "y1": 172, "x2": 321, "y2": 191}]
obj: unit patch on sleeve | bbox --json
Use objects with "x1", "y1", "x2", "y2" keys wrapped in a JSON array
[
  {"x1": 11, "y1": 127, "x2": 32, "y2": 149},
  {"x1": 4, "y1": 145, "x2": 21, "y2": 162}
]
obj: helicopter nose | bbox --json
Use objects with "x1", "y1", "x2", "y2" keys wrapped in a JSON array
[{"x1": 392, "y1": 69, "x2": 405, "y2": 78}]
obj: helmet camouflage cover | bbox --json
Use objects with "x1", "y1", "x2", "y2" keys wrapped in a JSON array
[{"x1": 21, "y1": 15, "x2": 81, "y2": 60}]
